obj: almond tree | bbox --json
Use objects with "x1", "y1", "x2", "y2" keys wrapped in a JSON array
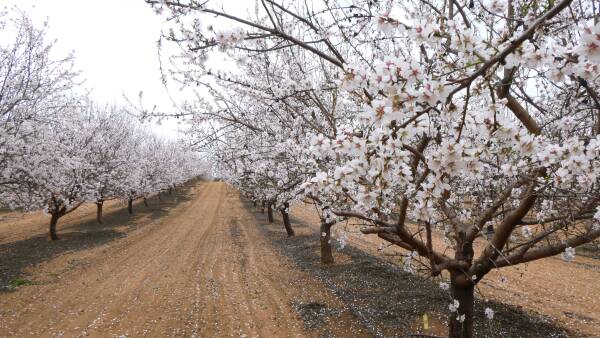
[
  {"x1": 153, "y1": 15, "x2": 353, "y2": 255},
  {"x1": 80, "y1": 104, "x2": 138, "y2": 223},
  {"x1": 0, "y1": 10, "x2": 206, "y2": 239},
  {"x1": 0, "y1": 11, "x2": 77, "y2": 191},
  {"x1": 4, "y1": 102, "x2": 105, "y2": 240},
  {"x1": 151, "y1": 1, "x2": 600, "y2": 337},
  {"x1": 119, "y1": 132, "x2": 164, "y2": 213},
  {"x1": 2, "y1": 98, "x2": 205, "y2": 238},
  {"x1": 116, "y1": 131, "x2": 205, "y2": 214}
]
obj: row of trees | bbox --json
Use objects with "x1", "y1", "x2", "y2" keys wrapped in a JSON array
[
  {"x1": 0, "y1": 12, "x2": 204, "y2": 240},
  {"x1": 149, "y1": 0, "x2": 600, "y2": 337}
]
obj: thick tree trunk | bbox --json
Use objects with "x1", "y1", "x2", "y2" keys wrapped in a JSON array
[
  {"x1": 267, "y1": 203, "x2": 274, "y2": 223},
  {"x1": 448, "y1": 283, "x2": 475, "y2": 338},
  {"x1": 158, "y1": 192, "x2": 162, "y2": 201},
  {"x1": 261, "y1": 201, "x2": 265, "y2": 214},
  {"x1": 49, "y1": 212, "x2": 60, "y2": 241},
  {"x1": 320, "y1": 222, "x2": 334, "y2": 264},
  {"x1": 281, "y1": 203, "x2": 294, "y2": 237},
  {"x1": 486, "y1": 224, "x2": 494, "y2": 239},
  {"x1": 128, "y1": 198, "x2": 133, "y2": 214},
  {"x1": 143, "y1": 197, "x2": 148, "y2": 207},
  {"x1": 168, "y1": 187, "x2": 172, "y2": 195},
  {"x1": 448, "y1": 240, "x2": 476, "y2": 338},
  {"x1": 96, "y1": 202, "x2": 103, "y2": 224}
]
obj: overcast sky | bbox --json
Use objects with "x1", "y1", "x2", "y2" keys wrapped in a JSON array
[{"x1": 3, "y1": 0, "x2": 184, "y2": 137}]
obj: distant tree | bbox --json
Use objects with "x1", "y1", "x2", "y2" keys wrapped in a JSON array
[{"x1": 0, "y1": 11, "x2": 78, "y2": 191}]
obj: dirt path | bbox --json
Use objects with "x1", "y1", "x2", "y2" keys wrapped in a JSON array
[{"x1": 0, "y1": 182, "x2": 369, "y2": 338}]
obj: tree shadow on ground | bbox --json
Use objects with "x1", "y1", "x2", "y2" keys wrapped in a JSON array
[
  {"x1": 241, "y1": 200, "x2": 572, "y2": 338},
  {"x1": 0, "y1": 183, "x2": 196, "y2": 292}
]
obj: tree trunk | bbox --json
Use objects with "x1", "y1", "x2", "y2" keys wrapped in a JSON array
[
  {"x1": 49, "y1": 212, "x2": 60, "y2": 241},
  {"x1": 261, "y1": 201, "x2": 265, "y2": 214},
  {"x1": 281, "y1": 203, "x2": 294, "y2": 237},
  {"x1": 96, "y1": 202, "x2": 103, "y2": 224},
  {"x1": 448, "y1": 274, "x2": 475, "y2": 338},
  {"x1": 158, "y1": 192, "x2": 162, "y2": 201},
  {"x1": 143, "y1": 197, "x2": 148, "y2": 207},
  {"x1": 169, "y1": 187, "x2": 172, "y2": 195},
  {"x1": 267, "y1": 203, "x2": 274, "y2": 223},
  {"x1": 128, "y1": 198, "x2": 133, "y2": 214},
  {"x1": 486, "y1": 224, "x2": 494, "y2": 239},
  {"x1": 320, "y1": 221, "x2": 334, "y2": 264}
]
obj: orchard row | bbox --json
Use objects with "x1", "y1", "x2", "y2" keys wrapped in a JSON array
[
  {"x1": 0, "y1": 13, "x2": 205, "y2": 240},
  {"x1": 147, "y1": 1, "x2": 600, "y2": 337}
]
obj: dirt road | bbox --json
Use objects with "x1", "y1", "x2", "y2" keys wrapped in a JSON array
[
  {"x1": 1, "y1": 181, "x2": 595, "y2": 337},
  {"x1": 0, "y1": 182, "x2": 368, "y2": 337}
]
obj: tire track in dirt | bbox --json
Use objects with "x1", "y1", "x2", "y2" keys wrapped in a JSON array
[{"x1": 0, "y1": 182, "x2": 370, "y2": 337}]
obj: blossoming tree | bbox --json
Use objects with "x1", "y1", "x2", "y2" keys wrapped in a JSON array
[
  {"x1": 0, "y1": 12, "x2": 206, "y2": 238},
  {"x1": 150, "y1": 0, "x2": 600, "y2": 336},
  {"x1": 0, "y1": 10, "x2": 78, "y2": 190}
]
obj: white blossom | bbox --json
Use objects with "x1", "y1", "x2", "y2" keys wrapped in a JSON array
[{"x1": 562, "y1": 247, "x2": 576, "y2": 262}]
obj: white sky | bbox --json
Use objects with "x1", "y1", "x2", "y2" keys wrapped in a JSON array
[{"x1": 3, "y1": 0, "x2": 185, "y2": 138}]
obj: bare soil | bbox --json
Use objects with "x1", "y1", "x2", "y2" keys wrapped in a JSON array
[
  {"x1": 0, "y1": 181, "x2": 595, "y2": 337},
  {"x1": 0, "y1": 182, "x2": 369, "y2": 337}
]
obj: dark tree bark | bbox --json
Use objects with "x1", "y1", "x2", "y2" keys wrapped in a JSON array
[
  {"x1": 158, "y1": 192, "x2": 162, "y2": 201},
  {"x1": 449, "y1": 274, "x2": 475, "y2": 338},
  {"x1": 486, "y1": 224, "x2": 494, "y2": 239},
  {"x1": 96, "y1": 201, "x2": 103, "y2": 224},
  {"x1": 128, "y1": 198, "x2": 133, "y2": 214},
  {"x1": 281, "y1": 202, "x2": 294, "y2": 237},
  {"x1": 449, "y1": 240, "x2": 476, "y2": 338},
  {"x1": 320, "y1": 221, "x2": 334, "y2": 264},
  {"x1": 267, "y1": 203, "x2": 274, "y2": 223},
  {"x1": 49, "y1": 212, "x2": 60, "y2": 241},
  {"x1": 261, "y1": 201, "x2": 265, "y2": 214},
  {"x1": 143, "y1": 197, "x2": 148, "y2": 207},
  {"x1": 168, "y1": 187, "x2": 172, "y2": 195}
]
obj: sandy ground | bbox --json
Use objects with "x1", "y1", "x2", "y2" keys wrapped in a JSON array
[
  {"x1": 290, "y1": 203, "x2": 600, "y2": 338},
  {"x1": 1, "y1": 180, "x2": 597, "y2": 337},
  {"x1": 0, "y1": 182, "x2": 369, "y2": 337}
]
